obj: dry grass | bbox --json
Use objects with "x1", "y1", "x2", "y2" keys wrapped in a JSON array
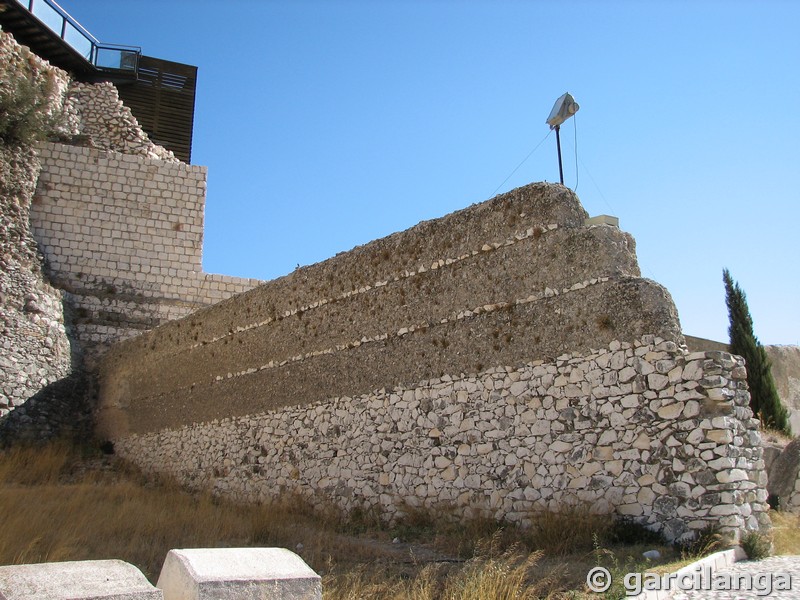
[
  {"x1": 324, "y1": 542, "x2": 566, "y2": 600},
  {"x1": 0, "y1": 441, "x2": 684, "y2": 599},
  {"x1": 771, "y1": 511, "x2": 800, "y2": 555},
  {"x1": 761, "y1": 427, "x2": 794, "y2": 446},
  {"x1": 0, "y1": 442, "x2": 377, "y2": 581},
  {"x1": 0, "y1": 439, "x2": 74, "y2": 485}
]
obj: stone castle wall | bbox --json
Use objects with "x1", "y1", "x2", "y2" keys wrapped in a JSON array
[
  {"x1": 115, "y1": 336, "x2": 769, "y2": 543},
  {"x1": 96, "y1": 183, "x2": 769, "y2": 541},
  {"x1": 96, "y1": 184, "x2": 682, "y2": 437},
  {"x1": 1, "y1": 25, "x2": 260, "y2": 429},
  {"x1": 1, "y1": 26, "x2": 773, "y2": 542},
  {"x1": 30, "y1": 142, "x2": 261, "y2": 362}
]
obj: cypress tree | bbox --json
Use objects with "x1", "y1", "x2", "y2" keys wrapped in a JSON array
[{"x1": 723, "y1": 268, "x2": 790, "y2": 435}]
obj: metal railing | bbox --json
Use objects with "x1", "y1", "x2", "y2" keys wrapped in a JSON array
[{"x1": 16, "y1": 0, "x2": 141, "y2": 73}]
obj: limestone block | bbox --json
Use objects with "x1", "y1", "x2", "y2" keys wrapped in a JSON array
[
  {"x1": 656, "y1": 402, "x2": 684, "y2": 420},
  {"x1": 157, "y1": 548, "x2": 321, "y2": 600},
  {"x1": 0, "y1": 560, "x2": 161, "y2": 599}
]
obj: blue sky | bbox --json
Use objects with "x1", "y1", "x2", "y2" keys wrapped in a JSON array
[{"x1": 70, "y1": 1, "x2": 799, "y2": 345}]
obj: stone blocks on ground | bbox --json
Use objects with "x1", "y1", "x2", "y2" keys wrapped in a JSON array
[
  {"x1": 0, "y1": 559, "x2": 161, "y2": 599},
  {"x1": 156, "y1": 548, "x2": 321, "y2": 600}
]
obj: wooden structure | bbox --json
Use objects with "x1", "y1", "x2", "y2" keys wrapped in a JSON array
[
  {"x1": 116, "y1": 57, "x2": 197, "y2": 163},
  {"x1": 0, "y1": 0, "x2": 197, "y2": 162}
]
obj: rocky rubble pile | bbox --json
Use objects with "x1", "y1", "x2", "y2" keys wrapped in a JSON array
[
  {"x1": 0, "y1": 144, "x2": 72, "y2": 418},
  {"x1": 65, "y1": 82, "x2": 177, "y2": 162}
]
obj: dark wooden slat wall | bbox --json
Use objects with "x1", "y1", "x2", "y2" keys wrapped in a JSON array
[{"x1": 116, "y1": 56, "x2": 197, "y2": 163}]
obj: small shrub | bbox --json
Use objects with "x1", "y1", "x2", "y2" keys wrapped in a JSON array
[
  {"x1": 740, "y1": 530, "x2": 771, "y2": 560},
  {"x1": 591, "y1": 534, "x2": 650, "y2": 600},
  {"x1": 607, "y1": 517, "x2": 664, "y2": 546},
  {"x1": 677, "y1": 523, "x2": 725, "y2": 559},
  {"x1": 0, "y1": 68, "x2": 60, "y2": 146},
  {"x1": 596, "y1": 314, "x2": 614, "y2": 331}
]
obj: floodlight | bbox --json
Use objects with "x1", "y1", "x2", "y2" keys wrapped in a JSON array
[
  {"x1": 545, "y1": 92, "x2": 579, "y2": 185},
  {"x1": 546, "y1": 92, "x2": 579, "y2": 130}
]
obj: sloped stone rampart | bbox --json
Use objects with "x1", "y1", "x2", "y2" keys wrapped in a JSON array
[
  {"x1": 96, "y1": 183, "x2": 682, "y2": 437},
  {"x1": 114, "y1": 337, "x2": 769, "y2": 543},
  {"x1": 114, "y1": 182, "x2": 597, "y2": 348},
  {"x1": 99, "y1": 276, "x2": 679, "y2": 437}
]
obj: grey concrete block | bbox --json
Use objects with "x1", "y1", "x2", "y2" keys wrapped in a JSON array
[
  {"x1": 0, "y1": 559, "x2": 162, "y2": 599},
  {"x1": 156, "y1": 548, "x2": 321, "y2": 600}
]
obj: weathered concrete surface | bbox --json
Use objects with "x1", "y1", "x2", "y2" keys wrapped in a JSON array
[
  {"x1": 156, "y1": 548, "x2": 321, "y2": 600},
  {"x1": 98, "y1": 276, "x2": 681, "y2": 438},
  {"x1": 0, "y1": 559, "x2": 161, "y2": 599},
  {"x1": 96, "y1": 183, "x2": 684, "y2": 439}
]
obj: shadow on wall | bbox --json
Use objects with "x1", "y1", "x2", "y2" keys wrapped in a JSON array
[{"x1": 0, "y1": 371, "x2": 97, "y2": 447}]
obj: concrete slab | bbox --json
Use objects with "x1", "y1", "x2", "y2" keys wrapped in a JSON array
[
  {"x1": 0, "y1": 559, "x2": 162, "y2": 599},
  {"x1": 156, "y1": 548, "x2": 321, "y2": 600}
]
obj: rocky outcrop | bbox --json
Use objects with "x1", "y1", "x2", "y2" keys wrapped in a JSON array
[
  {"x1": 64, "y1": 82, "x2": 177, "y2": 162},
  {"x1": 0, "y1": 28, "x2": 75, "y2": 427},
  {"x1": 766, "y1": 438, "x2": 800, "y2": 510},
  {"x1": 765, "y1": 345, "x2": 800, "y2": 434}
]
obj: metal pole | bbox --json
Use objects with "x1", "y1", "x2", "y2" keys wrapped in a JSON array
[{"x1": 555, "y1": 125, "x2": 564, "y2": 185}]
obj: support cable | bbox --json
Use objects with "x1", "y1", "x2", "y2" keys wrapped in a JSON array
[{"x1": 490, "y1": 130, "x2": 552, "y2": 197}]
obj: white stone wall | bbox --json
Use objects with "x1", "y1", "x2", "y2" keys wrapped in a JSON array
[
  {"x1": 29, "y1": 142, "x2": 261, "y2": 360},
  {"x1": 33, "y1": 143, "x2": 205, "y2": 278},
  {"x1": 115, "y1": 336, "x2": 769, "y2": 543}
]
